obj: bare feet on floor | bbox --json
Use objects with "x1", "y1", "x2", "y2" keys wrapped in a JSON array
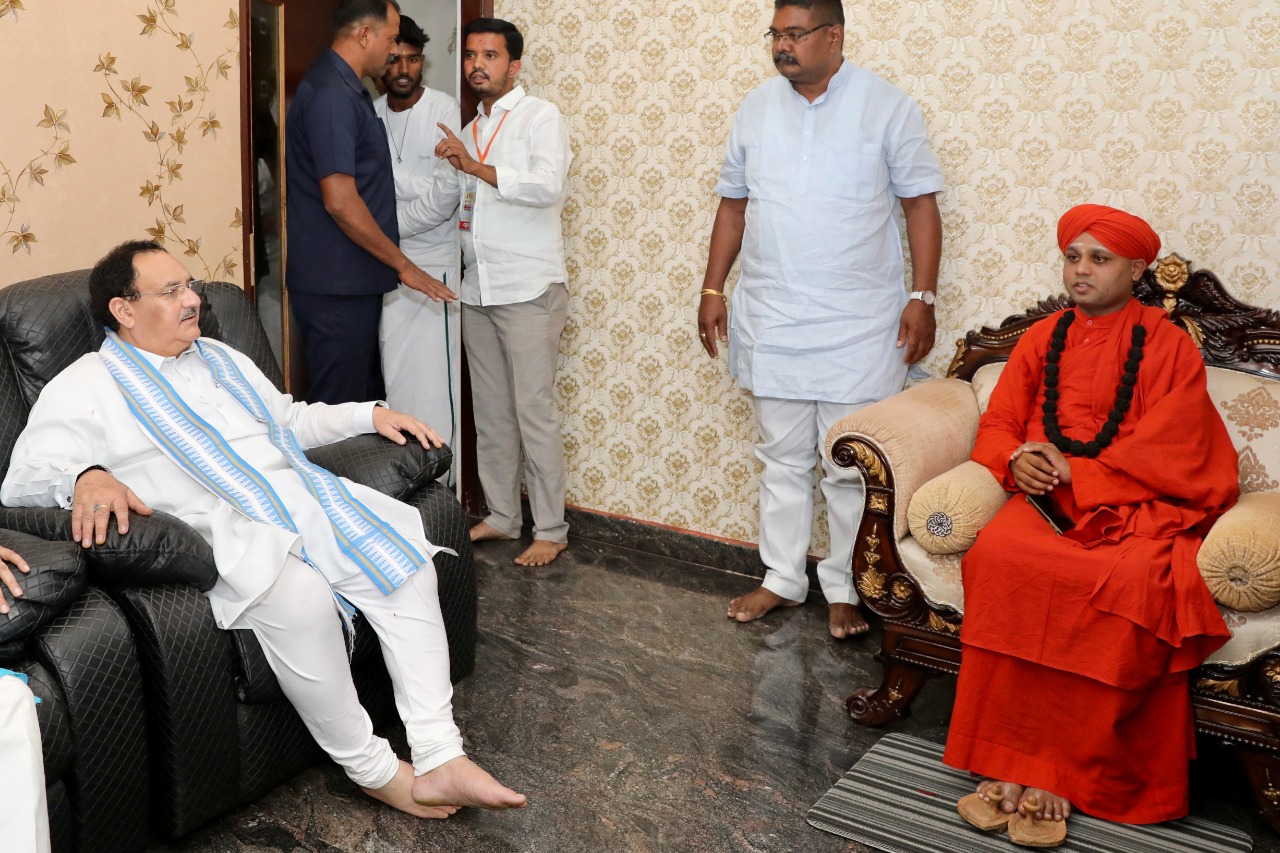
[
  {"x1": 726, "y1": 586, "x2": 803, "y2": 623},
  {"x1": 470, "y1": 521, "x2": 517, "y2": 543},
  {"x1": 363, "y1": 761, "x2": 459, "y2": 819},
  {"x1": 1019, "y1": 787, "x2": 1071, "y2": 821},
  {"x1": 828, "y1": 603, "x2": 870, "y2": 639},
  {"x1": 412, "y1": 756, "x2": 528, "y2": 810},
  {"x1": 977, "y1": 778, "x2": 1023, "y2": 814},
  {"x1": 514, "y1": 539, "x2": 567, "y2": 567}
]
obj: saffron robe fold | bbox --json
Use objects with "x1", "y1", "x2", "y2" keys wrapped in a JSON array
[{"x1": 942, "y1": 297, "x2": 1239, "y2": 824}]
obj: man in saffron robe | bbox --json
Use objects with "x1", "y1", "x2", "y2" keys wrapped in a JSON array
[{"x1": 943, "y1": 205, "x2": 1238, "y2": 832}]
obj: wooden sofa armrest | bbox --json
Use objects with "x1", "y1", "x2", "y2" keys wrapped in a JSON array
[{"x1": 825, "y1": 378, "x2": 982, "y2": 542}]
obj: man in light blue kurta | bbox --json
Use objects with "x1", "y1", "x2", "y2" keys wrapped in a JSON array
[{"x1": 698, "y1": 0, "x2": 944, "y2": 638}]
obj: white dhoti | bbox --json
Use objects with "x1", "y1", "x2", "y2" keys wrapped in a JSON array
[{"x1": 380, "y1": 263, "x2": 462, "y2": 485}]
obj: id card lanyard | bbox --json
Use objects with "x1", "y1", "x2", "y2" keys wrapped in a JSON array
[{"x1": 458, "y1": 109, "x2": 511, "y2": 232}]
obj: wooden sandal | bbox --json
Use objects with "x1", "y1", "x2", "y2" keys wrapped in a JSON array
[
  {"x1": 957, "y1": 784, "x2": 1012, "y2": 831},
  {"x1": 1007, "y1": 794, "x2": 1068, "y2": 848}
]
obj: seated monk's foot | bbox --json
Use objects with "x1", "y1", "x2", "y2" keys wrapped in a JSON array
[
  {"x1": 726, "y1": 586, "x2": 803, "y2": 623},
  {"x1": 1018, "y1": 788, "x2": 1070, "y2": 821},
  {"x1": 513, "y1": 539, "x2": 567, "y2": 567},
  {"x1": 412, "y1": 756, "x2": 528, "y2": 810},
  {"x1": 470, "y1": 521, "x2": 517, "y2": 543},
  {"x1": 958, "y1": 779, "x2": 1022, "y2": 831},
  {"x1": 1009, "y1": 789, "x2": 1069, "y2": 847},
  {"x1": 828, "y1": 603, "x2": 870, "y2": 639},
  {"x1": 362, "y1": 761, "x2": 460, "y2": 819},
  {"x1": 978, "y1": 778, "x2": 1023, "y2": 814}
]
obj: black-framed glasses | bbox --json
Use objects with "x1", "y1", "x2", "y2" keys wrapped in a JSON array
[
  {"x1": 126, "y1": 279, "x2": 206, "y2": 302},
  {"x1": 763, "y1": 23, "x2": 834, "y2": 47}
]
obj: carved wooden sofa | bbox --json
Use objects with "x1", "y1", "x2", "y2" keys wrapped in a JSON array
[{"x1": 825, "y1": 255, "x2": 1280, "y2": 832}]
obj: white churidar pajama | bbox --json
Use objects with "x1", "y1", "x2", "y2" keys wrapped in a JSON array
[
  {"x1": 753, "y1": 397, "x2": 868, "y2": 605},
  {"x1": 2, "y1": 343, "x2": 462, "y2": 789},
  {"x1": 376, "y1": 88, "x2": 462, "y2": 479},
  {"x1": 0, "y1": 674, "x2": 50, "y2": 853},
  {"x1": 716, "y1": 60, "x2": 945, "y2": 602}
]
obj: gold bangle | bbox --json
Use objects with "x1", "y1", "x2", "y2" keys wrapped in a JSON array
[{"x1": 700, "y1": 289, "x2": 726, "y2": 301}]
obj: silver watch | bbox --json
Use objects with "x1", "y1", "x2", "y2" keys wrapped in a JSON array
[{"x1": 909, "y1": 290, "x2": 936, "y2": 306}]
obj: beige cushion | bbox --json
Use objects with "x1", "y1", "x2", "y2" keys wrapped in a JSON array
[
  {"x1": 1199, "y1": 493, "x2": 1280, "y2": 612},
  {"x1": 971, "y1": 362, "x2": 1006, "y2": 413},
  {"x1": 907, "y1": 461, "x2": 1010, "y2": 555}
]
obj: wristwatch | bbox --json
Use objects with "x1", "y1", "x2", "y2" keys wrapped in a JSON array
[{"x1": 909, "y1": 290, "x2": 936, "y2": 306}]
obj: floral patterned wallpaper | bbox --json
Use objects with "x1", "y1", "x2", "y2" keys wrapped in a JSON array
[
  {"x1": 0, "y1": 0, "x2": 242, "y2": 287},
  {"x1": 499, "y1": 0, "x2": 1280, "y2": 554}
]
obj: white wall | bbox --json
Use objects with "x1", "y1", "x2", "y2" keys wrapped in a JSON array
[{"x1": 399, "y1": 0, "x2": 460, "y2": 97}]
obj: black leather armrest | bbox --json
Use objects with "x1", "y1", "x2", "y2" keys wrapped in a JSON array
[
  {"x1": 0, "y1": 530, "x2": 86, "y2": 644},
  {"x1": 305, "y1": 434, "x2": 451, "y2": 500},
  {"x1": 0, "y1": 507, "x2": 216, "y2": 591}
]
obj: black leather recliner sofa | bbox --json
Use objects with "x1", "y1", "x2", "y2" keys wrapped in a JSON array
[{"x1": 0, "y1": 269, "x2": 477, "y2": 849}]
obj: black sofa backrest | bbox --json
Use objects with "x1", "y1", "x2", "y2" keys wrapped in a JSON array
[{"x1": 0, "y1": 270, "x2": 283, "y2": 476}]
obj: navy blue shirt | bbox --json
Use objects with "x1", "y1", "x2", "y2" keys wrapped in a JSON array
[{"x1": 285, "y1": 49, "x2": 398, "y2": 296}]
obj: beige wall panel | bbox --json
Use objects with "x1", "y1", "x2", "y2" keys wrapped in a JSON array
[
  {"x1": 0, "y1": 1, "x2": 243, "y2": 287},
  {"x1": 497, "y1": 0, "x2": 1280, "y2": 554}
]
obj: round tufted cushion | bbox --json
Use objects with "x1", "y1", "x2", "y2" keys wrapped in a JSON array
[
  {"x1": 908, "y1": 461, "x2": 1010, "y2": 555},
  {"x1": 1198, "y1": 492, "x2": 1280, "y2": 612}
]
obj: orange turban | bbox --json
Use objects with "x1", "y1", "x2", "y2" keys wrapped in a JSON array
[{"x1": 1056, "y1": 204, "x2": 1161, "y2": 267}]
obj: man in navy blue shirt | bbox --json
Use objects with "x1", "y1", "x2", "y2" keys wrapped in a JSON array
[{"x1": 286, "y1": 0, "x2": 456, "y2": 405}]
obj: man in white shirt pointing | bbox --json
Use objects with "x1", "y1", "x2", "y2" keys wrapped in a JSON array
[{"x1": 434, "y1": 18, "x2": 573, "y2": 567}]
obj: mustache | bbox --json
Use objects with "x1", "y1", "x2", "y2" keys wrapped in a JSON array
[
  {"x1": 773, "y1": 51, "x2": 798, "y2": 65},
  {"x1": 180, "y1": 307, "x2": 198, "y2": 321}
]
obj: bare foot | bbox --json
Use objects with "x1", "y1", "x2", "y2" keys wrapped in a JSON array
[
  {"x1": 363, "y1": 761, "x2": 459, "y2": 819},
  {"x1": 726, "y1": 586, "x2": 803, "y2": 623},
  {"x1": 828, "y1": 603, "x2": 870, "y2": 639},
  {"x1": 470, "y1": 521, "x2": 516, "y2": 543},
  {"x1": 514, "y1": 539, "x2": 567, "y2": 567},
  {"x1": 412, "y1": 756, "x2": 527, "y2": 810},
  {"x1": 1019, "y1": 787, "x2": 1071, "y2": 821},
  {"x1": 978, "y1": 778, "x2": 1023, "y2": 814}
]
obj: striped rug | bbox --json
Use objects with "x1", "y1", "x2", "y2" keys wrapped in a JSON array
[{"x1": 807, "y1": 734, "x2": 1252, "y2": 852}]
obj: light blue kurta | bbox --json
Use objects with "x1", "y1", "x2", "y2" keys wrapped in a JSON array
[{"x1": 716, "y1": 60, "x2": 945, "y2": 405}]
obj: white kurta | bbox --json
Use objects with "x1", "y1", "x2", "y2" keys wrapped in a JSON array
[
  {"x1": 1, "y1": 343, "x2": 443, "y2": 629},
  {"x1": 374, "y1": 88, "x2": 463, "y2": 464},
  {"x1": 716, "y1": 60, "x2": 945, "y2": 405}
]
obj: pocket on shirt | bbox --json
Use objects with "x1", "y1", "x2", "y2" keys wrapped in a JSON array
[{"x1": 821, "y1": 141, "x2": 885, "y2": 203}]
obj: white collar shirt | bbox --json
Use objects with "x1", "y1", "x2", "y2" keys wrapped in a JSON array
[
  {"x1": 459, "y1": 86, "x2": 572, "y2": 307},
  {"x1": 715, "y1": 60, "x2": 945, "y2": 405}
]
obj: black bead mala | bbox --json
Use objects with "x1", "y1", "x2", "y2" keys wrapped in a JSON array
[{"x1": 1041, "y1": 310, "x2": 1146, "y2": 458}]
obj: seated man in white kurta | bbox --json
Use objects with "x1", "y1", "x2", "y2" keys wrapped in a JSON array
[{"x1": 0, "y1": 240, "x2": 525, "y2": 818}]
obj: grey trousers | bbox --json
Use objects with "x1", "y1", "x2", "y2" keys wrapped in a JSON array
[{"x1": 462, "y1": 283, "x2": 569, "y2": 543}]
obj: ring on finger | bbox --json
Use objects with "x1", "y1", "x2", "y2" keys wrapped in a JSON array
[{"x1": 93, "y1": 503, "x2": 106, "y2": 512}]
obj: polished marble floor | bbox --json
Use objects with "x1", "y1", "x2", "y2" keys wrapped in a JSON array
[{"x1": 153, "y1": 534, "x2": 1278, "y2": 852}]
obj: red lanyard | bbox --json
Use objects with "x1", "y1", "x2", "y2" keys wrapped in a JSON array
[{"x1": 473, "y1": 110, "x2": 510, "y2": 164}]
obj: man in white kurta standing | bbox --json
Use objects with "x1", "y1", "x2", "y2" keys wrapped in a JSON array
[
  {"x1": 375, "y1": 15, "x2": 462, "y2": 482},
  {"x1": 1, "y1": 241, "x2": 525, "y2": 817},
  {"x1": 433, "y1": 18, "x2": 573, "y2": 567},
  {"x1": 698, "y1": 0, "x2": 944, "y2": 639}
]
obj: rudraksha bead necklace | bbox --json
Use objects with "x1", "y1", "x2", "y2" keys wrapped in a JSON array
[{"x1": 1041, "y1": 310, "x2": 1146, "y2": 458}]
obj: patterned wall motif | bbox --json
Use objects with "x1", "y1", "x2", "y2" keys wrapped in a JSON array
[
  {"x1": 498, "y1": 0, "x2": 1280, "y2": 556},
  {"x1": 0, "y1": 1, "x2": 242, "y2": 287}
]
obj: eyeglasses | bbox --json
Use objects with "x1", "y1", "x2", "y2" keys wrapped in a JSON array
[
  {"x1": 126, "y1": 279, "x2": 206, "y2": 302},
  {"x1": 763, "y1": 23, "x2": 835, "y2": 48}
]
